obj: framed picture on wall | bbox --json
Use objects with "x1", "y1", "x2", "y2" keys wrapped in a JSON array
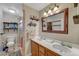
[{"x1": 73, "y1": 15, "x2": 79, "y2": 24}]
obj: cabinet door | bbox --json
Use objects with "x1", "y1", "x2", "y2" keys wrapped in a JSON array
[
  {"x1": 39, "y1": 52, "x2": 45, "y2": 56},
  {"x1": 46, "y1": 48, "x2": 60, "y2": 56},
  {"x1": 31, "y1": 41, "x2": 39, "y2": 56},
  {"x1": 39, "y1": 45, "x2": 46, "y2": 56}
]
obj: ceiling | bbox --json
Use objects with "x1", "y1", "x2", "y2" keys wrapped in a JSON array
[
  {"x1": 0, "y1": 3, "x2": 23, "y2": 17},
  {"x1": 25, "y1": 3, "x2": 50, "y2": 11},
  {"x1": 0, "y1": 3, "x2": 50, "y2": 17}
]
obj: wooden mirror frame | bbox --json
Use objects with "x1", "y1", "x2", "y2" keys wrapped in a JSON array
[{"x1": 41, "y1": 8, "x2": 68, "y2": 34}]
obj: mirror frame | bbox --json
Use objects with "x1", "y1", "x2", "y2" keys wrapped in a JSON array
[{"x1": 41, "y1": 8, "x2": 68, "y2": 34}]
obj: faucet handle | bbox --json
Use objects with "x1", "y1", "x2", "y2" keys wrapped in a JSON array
[{"x1": 61, "y1": 41, "x2": 72, "y2": 48}]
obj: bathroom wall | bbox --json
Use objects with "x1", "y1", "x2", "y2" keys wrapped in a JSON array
[
  {"x1": 23, "y1": 4, "x2": 39, "y2": 55},
  {"x1": 39, "y1": 3, "x2": 79, "y2": 44}
]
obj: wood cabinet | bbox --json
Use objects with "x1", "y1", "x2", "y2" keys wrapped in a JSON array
[
  {"x1": 39, "y1": 45, "x2": 46, "y2": 56},
  {"x1": 31, "y1": 41, "x2": 39, "y2": 56},
  {"x1": 31, "y1": 40, "x2": 60, "y2": 56}
]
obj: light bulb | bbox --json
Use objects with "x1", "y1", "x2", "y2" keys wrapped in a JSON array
[
  {"x1": 53, "y1": 6, "x2": 58, "y2": 12},
  {"x1": 48, "y1": 9, "x2": 52, "y2": 14},
  {"x1": 48, "y1": 9, "x2": 53, "y2": 15},
  {"x1": 55, "y1": 10, "x2": 60, "y2": 13},
  {"x1": 43, "y1": 12, "x2": 48, "y2": 17},
  {"x1": 44, "y1": 12, "x2": 47, "y2": 15}
]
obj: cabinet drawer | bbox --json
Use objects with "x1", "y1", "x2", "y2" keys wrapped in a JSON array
[
  {"x1": 39, "y1": 52, "x2": 45, "y2": 56},
  {"x1": 46, "y1": 48, "x2": 60, "y2": 56},
  {"x1": 32, "y1": 46, "x2": 38, "y2": 52},
  {"x1": 39, "y1": 45, "x2": 46, "y2": 54},
  {"x1": 32, "y1": 51, "x2": 38, "y2": 56},
  {"x1": 31, "y1": 41, "x2": 38, "y2": 52}
]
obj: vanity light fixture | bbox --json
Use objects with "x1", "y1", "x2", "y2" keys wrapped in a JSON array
[{"x1": 43, "y1": 4, "x2": 59, "y2": 17}]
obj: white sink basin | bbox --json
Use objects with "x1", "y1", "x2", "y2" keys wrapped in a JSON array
[
  {"x1": 52, "y1": 42, "x2": 63, "y2": 51},
  {"x1": 60, "y1": 46, "x2": 71, "y2": 54},
  {"x1": 52, "y1": 42, "x2": 71, "y2": 54},
  {"x1": 43, "y1": 38, "x2": 54, "y2": 43}
]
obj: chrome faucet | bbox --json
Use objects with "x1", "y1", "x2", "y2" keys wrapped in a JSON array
[{"x1": 61, "y1": 41, "x2": 72, "y2": 48}]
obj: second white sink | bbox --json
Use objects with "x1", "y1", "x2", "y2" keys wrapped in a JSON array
[{"x1": 52, "y1": 42, "x2": 71, "y2": 54}]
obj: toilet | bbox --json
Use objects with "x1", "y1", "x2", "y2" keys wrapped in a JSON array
[{"x1": 6, "y1": 35, "x2": 16, "y2": 53}]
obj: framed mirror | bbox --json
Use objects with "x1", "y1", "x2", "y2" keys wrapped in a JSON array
[{"x1": 41, "y1": 8, "x2": 68, "y2": 34}]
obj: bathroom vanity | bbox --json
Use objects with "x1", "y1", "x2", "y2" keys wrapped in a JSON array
[
  {"x1": 31, "y1": 40, "x2": 60, "y2": 56},
  {"x1": 31, "y1": 37, "x2": 79, "y2": 56}
]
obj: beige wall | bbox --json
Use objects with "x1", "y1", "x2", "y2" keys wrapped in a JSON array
[
  {"x1": 39, "y1": 3, "x2": 79, "y2": 44},
  {"x1": 23, "y1": 5, "x2": 39, "y2": 55}
]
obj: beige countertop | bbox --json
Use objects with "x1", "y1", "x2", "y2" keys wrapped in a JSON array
[{"x1": 31, "y1": 37, "x2": 79, "y2": 56}]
